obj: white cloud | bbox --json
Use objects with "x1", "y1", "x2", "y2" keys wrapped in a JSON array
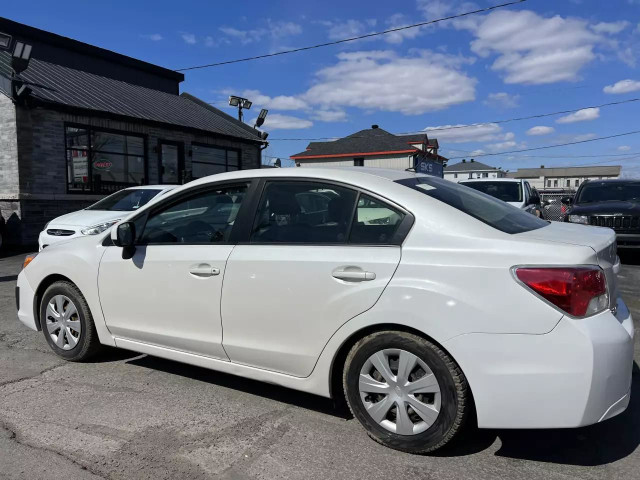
[
  {"x1": 241, "y1": 89, "x2": 308, "y2": 110},
  {"x1": 460, "y1": 10, "x2": 601, "y2": 84},
  {"x1": 485, "y1": 140, "x2": 519, "y2": 152},
  {"x1": 384, "y1": 14, "x2": 424, "y2": 44},
  {"x1": 618, "y1": 145, "x2": 632, "y2": 151},
  {"x1": 484, "y1": 92, "x2": 520, "y2": 108},
  {"x1": 252, "y1": 113, "x2": 313, "y2": 130},
  {"x1": 311, "y1": 109, "x2": 348, "y2": 122},
  {"x1": 556, "y1": 107, "x2": 600, "y2": 123},
  {"x1": 220, "y1": 20, "x2": 302, "y2": 45},
  {"x1": 326, "y1": 19, "x2": 373, "y2": 40},
  {"x1": 526, "y1": 126, "x2": 555, "y2": 136},
  {"x1": 417, "y1": 0, "x2": 453, "y2": 18},
  {"x1": 423, "y1": 123, "x2": 504, "y2": 143},
  {"x1": 591, "y1": 21, "x2": 630, "y2": 35},
  {"x1": 302, "y1": 50, "x2": 477, "y2": 115},
  {"x1": 140, "y1": 33, "x2": 163, "y2": 41},
  {"x1": 572, "y1": 133, "x2": 597, "y2": 142},
  {"x1": 603, "y1": 79, "x2": 640, "y2": 94},
  {"x1": 181, "y1": 33, "x2": 197, "y2": 44}
]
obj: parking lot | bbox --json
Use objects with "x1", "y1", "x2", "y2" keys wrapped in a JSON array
[{"x1": 0, "y1": 251, "x2": 638, "y2": 480}]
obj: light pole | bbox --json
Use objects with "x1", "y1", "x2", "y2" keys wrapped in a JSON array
[{"x1": 228, "y1": 95, "x2": 252, "y2": 122}]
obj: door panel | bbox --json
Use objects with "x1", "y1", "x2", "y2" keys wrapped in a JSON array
[
  {"x1": 159, "y1": 141, "x2": 183, "y2": 184},
  {"x1": 99, "y1": 245, "x2": 232, "y2": 359},
  {"x1": 221, "y1": 245, "x2": 401, "y2": 377}
]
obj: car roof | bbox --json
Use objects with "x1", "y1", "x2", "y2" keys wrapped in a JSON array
[
  {"x1": 581, "y1": 178, "x2": 639, "y2": 185},
  {"x1": 125, "y1": 185, "x2": 177, "y2": 191},
  {"x1": 185, "y1": 167, "x2": 421, "y2": 187}
]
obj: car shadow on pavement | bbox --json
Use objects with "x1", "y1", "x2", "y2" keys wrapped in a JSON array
[
  {"x1": 126, "y1": 355, "x2": 345, "y2": 418},
  {"x1": 438, "y1": 362, "x2": 640, "y2": 465}
]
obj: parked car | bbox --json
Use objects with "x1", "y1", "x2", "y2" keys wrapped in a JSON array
[
  {"x1": 38, "y1": 185, "x2": 176, "y2": 250},
  {"x1": 459, "y1": 178, "x2": 542, "y2": 217},
  {"x1": 541, "y1": 195, "x2": 571, "y2": 222},
  {"x1": 17, "y1": 168, "x2": 632, "y2": 454},
  {"x1": 564, "y1": 179, "x2": 640, "y2": 248}
]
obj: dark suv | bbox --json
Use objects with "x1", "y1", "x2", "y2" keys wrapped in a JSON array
[{"x1": 564, "y1": 179, "x2": 640, "y2": 248}]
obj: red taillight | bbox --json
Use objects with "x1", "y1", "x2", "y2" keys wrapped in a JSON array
[
  {"x1": 515, "y1": 267, "x2": 608, "y2": 317},
  {"x1": 561, "y1": 205, "x2": 567, "y2": 214}
]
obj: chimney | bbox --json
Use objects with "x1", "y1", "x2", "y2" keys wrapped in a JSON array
[
  {"x1": 462, "y1": 159, "x2": 466, "y2": 163},
  {"x1": 470, "y1": 159, "x2": 475, "y2": 163},
  {"x1": 371, "y1": 124, "x2": 379, "y2": 129}
]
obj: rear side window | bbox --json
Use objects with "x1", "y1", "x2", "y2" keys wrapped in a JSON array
[
  {"x1": 350, "y1": 194, "x2": 405, "y2": 244},
  {"x1": 251, "y1": 181, "x2": 357, "y2": 244},
  {"x1": 397, "y1": 176, "x2": 547, "y2": 234},
  {"x1": 250, "y1": 181, "x2": 408, "y2": 245}
]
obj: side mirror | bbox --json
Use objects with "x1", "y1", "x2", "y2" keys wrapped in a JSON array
[
  {"x1": 561, "y1": 196, "x2": 573, "y2": 205},
  {"x1": 112, "y1": 222, "x2": 136, "y2": 259},
  {"x1": 528, "y1": 193, "x2": 540, "y2": 206}
]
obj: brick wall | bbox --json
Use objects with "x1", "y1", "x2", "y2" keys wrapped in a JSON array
[{"x1": 1, "y1": 103, "x2": 263, "y2": 245}]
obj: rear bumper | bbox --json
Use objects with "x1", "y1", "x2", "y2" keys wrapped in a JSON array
[
  {"x1": 16, "y1": 271, "x2": 38, "y2": 331},
  {"x1": 444, "y1": 296, "x2": 634, "y2": 429}
]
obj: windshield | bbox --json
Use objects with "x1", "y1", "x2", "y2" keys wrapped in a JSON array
[
  {"x1": 87, "y1": 189, "x2": 164, "y2": 211},
  {"x1": 396, "y1": 176, "x2": 547, "y2": 234},
  {"x1": 576, "y1": 182, "x2": 640, "y2": 203},
  {"x1": 460, "y1": 181, "x2": 523, "y2": 203}
]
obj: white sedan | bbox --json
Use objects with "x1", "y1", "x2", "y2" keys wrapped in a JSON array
[
  {"x1": 38, "y1": 185, "x2": 176, "y2": 250},
  {"x1": 16, "y1": 168, "x2": 633, "y2": 453}
]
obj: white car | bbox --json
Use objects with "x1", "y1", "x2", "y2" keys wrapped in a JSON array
[
  {"x1": 16, "y1": 168, "x2": 633, "y2": 453},
  {"x1": 38, "y1": 185, "x2": 176, "y2": 250},
  {"x1": 460, "y1": 178, "x2": 542, "y2": 216}
]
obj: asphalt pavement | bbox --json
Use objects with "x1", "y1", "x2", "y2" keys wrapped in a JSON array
[{"x1": 0, "y1": 250, "x2": 639, "y2": 480}]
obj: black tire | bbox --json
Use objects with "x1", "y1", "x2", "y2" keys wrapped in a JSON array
[
  {"x1": 39, "y1": 281, "x2": 102, "y2": 361},
  {"x1": 343, "y1": 331, "x2": 469, "y2": 454}
]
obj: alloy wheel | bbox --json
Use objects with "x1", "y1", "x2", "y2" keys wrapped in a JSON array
[
  {"x1": 45, "y1": 295, "x2": 81, "y2": 350},
  {"x1": 358, "y1": 348, "x2": 441, "y2": 435}
]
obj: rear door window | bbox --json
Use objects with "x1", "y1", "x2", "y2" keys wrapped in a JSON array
[{"x1": 350, "y1": 195, "x2": 405, "y2": 244}]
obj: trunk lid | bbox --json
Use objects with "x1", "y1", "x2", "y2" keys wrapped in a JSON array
[{"x1": 516, "y1": 222, "x2": 619, "y2": 307}]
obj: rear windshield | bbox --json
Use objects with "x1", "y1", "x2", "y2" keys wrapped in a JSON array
[
  {"x1": 87, "y1": 189, "x2": 163, "y2": 211},
  {"x1": 460, "y1": 181, "x2": 523, "y2": 203},
  {"x1": 576, "y1": 182, "x2": 640, "y2": 203},
  {"x1": 396, "y1": 176, "x2": 548, "y2": 234}
]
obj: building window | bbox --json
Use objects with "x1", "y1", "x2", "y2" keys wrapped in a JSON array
[
  {"x1": 554, "y1": 180, "x2": 558, "y2": 187},
  {"x1": 354, "y1": 158, "x2": 364, "y2": 167},
  {"x1": 566, "y1": 179, "x2": 570, "y2": 187},
  {"x1": 454, "y1": 173, "x2": 458, "y2": 178},
  {"x1": 547, "y1": 180, "x2": 551, "y2": 187},
  {"x1": 468, "y1": 173, "x2": 472, "y2": 179},
  {"x1": 191, "y1": 143, "x2": 241, "y2": 179},
  {"x1": 575, "y1": 179, "x2": 579, "y2": 187},
  {"x1": 66, "y1": 124, "x2": 146, "y2": 194},
  {"x1": 482, "y1": 172, "x2": 488, "y2": 178}
]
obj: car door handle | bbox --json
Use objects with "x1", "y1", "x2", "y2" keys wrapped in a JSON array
[
  {"x1": 332, "y1": 267, "x2": 376, "y2": 282},
  {"x1": 189, "y1": 264, "x2": 220, "y2": 278}
]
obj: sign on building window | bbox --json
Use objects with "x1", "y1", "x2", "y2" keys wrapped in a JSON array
[{"x1": 415, "y1": 158, "x2": 443, "y2": 178}]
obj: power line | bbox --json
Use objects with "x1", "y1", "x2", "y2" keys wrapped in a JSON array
[
  {"x1": 476, "y1": 151, "x2": 640, "y2": 159},
  {"x1": 174, "y1": 0, "x2": 526, "y2": 71},
  {"x1": 267, "y1": 97, "x2": 640, "y2": 141},
  {"x1": 447, "y1": 130, "x2": 640, "y2": 160}
]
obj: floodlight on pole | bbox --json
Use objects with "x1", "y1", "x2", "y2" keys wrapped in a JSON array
[
  {"x1": 228, "y1": 95, "x2": 252, "y2": 122},
  {"x1": 254, "y1": 109, "x2": 268, "y2": 129},
  {"x1": 12, "y1": 41, "x2": 32, "y2": 75}
]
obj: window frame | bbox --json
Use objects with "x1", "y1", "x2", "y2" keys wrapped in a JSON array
[
  {"x1": 244, "y1": 178, "x2": 414, "y2": 247},
  {"x1": 64, "y1": 122, "x2": 148, "y2": 195},
  {"x1": 157, "y1": 139, "x2": 185, "y2": 184},
  {"x1": 190, "y1": 142, "x2": 242, "y2": 180}
]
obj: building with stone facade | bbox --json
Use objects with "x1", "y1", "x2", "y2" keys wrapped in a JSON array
[{"x1": 0, "y1": 17, "x2": 266, "y2": 245}]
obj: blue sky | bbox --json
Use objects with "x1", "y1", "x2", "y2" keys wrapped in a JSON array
[{"x1": 4, "y1": 0, "x2": 640, "y2": 174}]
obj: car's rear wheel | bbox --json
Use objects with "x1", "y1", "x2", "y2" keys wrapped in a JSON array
[
  {"x1": 343, "y1": 331, "x2": 469, "y2": 453},
  {"x1": 39, "y1": 281, "x2": 102, "y2": 361}
]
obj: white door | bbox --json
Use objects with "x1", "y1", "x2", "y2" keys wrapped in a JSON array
[
  {"x1": 98, "y1": 184, "x2": 248, "y2": 359},
  {"x1": 221, "y1": 181, "x2": 407, "y2": 377}
]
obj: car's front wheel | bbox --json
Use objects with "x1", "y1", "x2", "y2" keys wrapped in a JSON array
[
  {"x1": 343, "y1": 331, "x2": 469, "y2": 453},
  {"x1": 39, "y1": 281, "x2": 102, "y2": 361}
]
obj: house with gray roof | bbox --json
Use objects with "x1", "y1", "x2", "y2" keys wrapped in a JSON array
[
  {"x1": 290, "y1": 125, "x2": 446, "y2": 174},
  {"x1": 507, "y1": 165, "x2": 621, "y2": 191},
  {"x1": 443, "y1": 159, "x2": 506, "y2": 183},
  {"x1": 0, "y1": 17, "x2": 267, "y2": 244}
]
